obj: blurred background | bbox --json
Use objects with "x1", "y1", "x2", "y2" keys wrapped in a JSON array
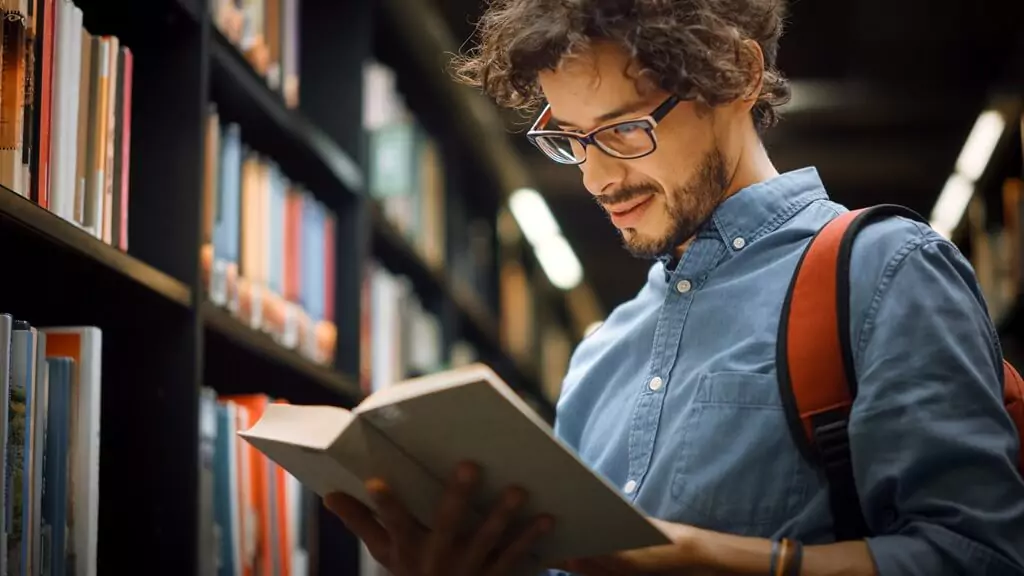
[{"x1": 0, "y1": 0, "x2": 1019, "y2": 575}]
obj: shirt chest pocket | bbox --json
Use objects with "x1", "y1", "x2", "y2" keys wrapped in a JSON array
[{"x1": 669, "y1": 371, "x2": 816, "y2": 536}]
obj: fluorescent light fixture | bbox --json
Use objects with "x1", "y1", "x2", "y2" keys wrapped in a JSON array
[
  {"x1": 929, "y1": 172, "x2": 975, "y2": 239},
  {"x1": 534, "y1": 234, "x2": 584, "y2": 290},
  {"x1": 927, "y1": 108, "x2": 1008, "y2": 238},
  {"x1": 583, "y1": 320, "x2": 604, "y2": 338},
  {"x1": 955, "y1": 110, "x2": 1006, "y2": 183},
  {"x1": 509, "y1": 187, "x2": 562, "y2": 245},
  {"x1": 508, "y1": 187, "x2": 585, "y2": 290}
]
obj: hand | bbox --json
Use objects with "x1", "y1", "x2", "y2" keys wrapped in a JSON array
[
  {"x1": 324, "y1": 461, "x2": 554, "y2": 576},
  {"x1": 555, "y1": 520, "x2": 711, "y2": 576}
]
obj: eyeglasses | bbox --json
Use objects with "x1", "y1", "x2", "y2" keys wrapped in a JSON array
[{"x1": 526, "y1": 94, "x2": 682, "y2": 165}]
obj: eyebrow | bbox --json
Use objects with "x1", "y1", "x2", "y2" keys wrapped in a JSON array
[{"x1": 550, "y1": 99, "x2": 651, "y2": 130}]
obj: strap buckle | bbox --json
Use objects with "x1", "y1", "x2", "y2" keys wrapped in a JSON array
[
  {"x1": 809, "y1": 408, "x2": 871, "y2": 539},
  {"x1": 810, "y1": 409, "x2": 852, "y2": 470}
]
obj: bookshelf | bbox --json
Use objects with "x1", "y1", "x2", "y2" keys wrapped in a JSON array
[
  {"x1": 0, "y1": 0, "x2": 583, "y2": 575},
  {"x1": 957, "y1": 100, "x2": 1024, "y2": 362}
]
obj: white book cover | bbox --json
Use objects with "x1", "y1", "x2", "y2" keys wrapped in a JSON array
[{"x1": 239, "y1": 363, "x2": 669, "y2": 569}]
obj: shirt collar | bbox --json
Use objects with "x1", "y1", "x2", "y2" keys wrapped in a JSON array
[{"x1": 657, "y1": 166, "x2": 828, "y2": 269}]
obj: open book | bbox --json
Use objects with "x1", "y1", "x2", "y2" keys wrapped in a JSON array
[{"x1": 239, "y1": 363, "x2": 670, "y2": 566}]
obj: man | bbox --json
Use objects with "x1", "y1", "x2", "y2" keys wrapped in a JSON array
[{"x1": 325, "y1": 0, "x2": 1024, "y2": 574}]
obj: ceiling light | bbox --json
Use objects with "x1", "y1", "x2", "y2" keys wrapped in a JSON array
[
  {"x1": 509, "y1": 187, "x2": 562, "y2": 245},
  {"x1": 930, "y1": 172, "x2": 975, "y2": 239},
  {"x1": 955, "y1": 110, "x2": 1006, "y2": 183},
  {"x1": 508, "y1": 187, "x2": 584, "y2": 291},
  {"x1": 534, "y1": 235, "x2": 583, "y2": 290}
]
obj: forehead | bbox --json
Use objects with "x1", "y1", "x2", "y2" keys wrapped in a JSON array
[{"x1": 537, "y1": 42, "x2": 661, "y2": 129}]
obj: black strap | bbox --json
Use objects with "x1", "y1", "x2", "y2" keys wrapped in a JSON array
[
  {"x1": 807, "y1": 204, "x2": 928, "y2": 540},
  {"x1": 811, "y1": 410, "x2": 871, "y2": 540}
]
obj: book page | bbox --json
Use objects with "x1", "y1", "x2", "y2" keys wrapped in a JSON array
[{"x1": 354, "y1": 369, "x2": 670, "y2": 562}]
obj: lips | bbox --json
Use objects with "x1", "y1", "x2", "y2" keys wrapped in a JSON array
[
  {"x1": 606, "y1": 194, "x2": 654, "y2": 228},
  {"x1": 607, "y1": 195, "x2": 653, "y2": 216}
]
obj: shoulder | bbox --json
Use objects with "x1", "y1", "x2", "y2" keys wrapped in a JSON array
[
  {"x1": 842, "y1": 206, "x2": 998, "y2": 371},
  {"x1": 846, "y1": 209, "x2": 959, "y2": 291}
]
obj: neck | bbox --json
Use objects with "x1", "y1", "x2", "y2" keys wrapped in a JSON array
[
  {"x1": 672, "y1": 130, "x2": 779, "y2": 260},
  {"x1": 724, "y1": 131, "x2": 779, "y2": 199}
]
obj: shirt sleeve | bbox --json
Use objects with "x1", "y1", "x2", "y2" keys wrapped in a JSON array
[{"x1": 849, "y1": 229, "x2": 1024, "y2": 575}]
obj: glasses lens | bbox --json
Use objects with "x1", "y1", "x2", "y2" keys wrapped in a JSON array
[
  {"x1": 594, "y1": 120, "x2": 655, "y2": 158},
  {"x1": 533, "y1": 135, "x2": 584, "y2": 164}
]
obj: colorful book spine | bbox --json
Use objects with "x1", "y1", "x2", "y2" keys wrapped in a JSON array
[{"x1": 201, "y1": 111, "x2": 338, "y2": 366}]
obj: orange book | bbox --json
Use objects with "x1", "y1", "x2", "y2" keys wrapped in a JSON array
[
  {"x1": 233, "y1": 404, "x2": 256, "y2": 576},
  {"x1": 317, "y1": 211, "x2": 337, "y2": 364},
  {"x1": 272, "y1": 398, "x2": 292, "y2": 576},
  {"x1": 34, "y1": 0, "x2": 56, "y2": 208},
  {"x1": 283, "y1": 187, "x2": 302, "y2": 303},
  {"x1": 225, "y1": 394, "x2": 273, "y2": 576},
  {"x1": 116, "y1": 46, "x2": 132, "y2": 250}
]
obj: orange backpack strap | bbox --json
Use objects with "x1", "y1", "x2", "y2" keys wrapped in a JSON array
[
  {"x1": 1004, "y1": 362, "x2": 1024, "y2": 471},
  {"x1": 777, "y1": 204, "x2": 928, "y2": 541}
]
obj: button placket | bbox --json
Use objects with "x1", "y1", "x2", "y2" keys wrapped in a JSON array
[{"x1": 625, "y1": 238, "x2": 723, "y2": 502}]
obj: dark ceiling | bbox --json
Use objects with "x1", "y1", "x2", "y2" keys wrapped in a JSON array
[{"x1": 433, "y1": 0, "x2": 1024, "y2": 312}]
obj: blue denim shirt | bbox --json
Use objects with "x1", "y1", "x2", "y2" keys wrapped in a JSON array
[{"x1": 552, "y1": 167, "x2": 1024, "y2": 574}]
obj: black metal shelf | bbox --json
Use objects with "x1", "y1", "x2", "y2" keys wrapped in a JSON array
[
  {"x1": 201, "y1": 301, "x2": 363, "y2": 405},
  {"x1": 207, "y1": 28, "x2": 364, "y2": 207},
  {"x1": 0, "y1": 187, "x2": 192, "y2": 308},
  {"x1": 369, "y1": 203, "x2": 547, "y2": 406},
  {"x1": 0, "y1": 2, "x2": 570, "y2": 574},
  {"x1": 203, "y1": 14, "x2": 551, "y2": 412}
]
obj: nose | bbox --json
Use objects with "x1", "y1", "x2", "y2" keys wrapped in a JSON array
[{"x1": 580, "y1": 149, "x2": 628, "y2": 198}]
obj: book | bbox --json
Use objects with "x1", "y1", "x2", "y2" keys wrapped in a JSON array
[{"x1": 238, "y1": 363, "x2": 671, "y2": 567}]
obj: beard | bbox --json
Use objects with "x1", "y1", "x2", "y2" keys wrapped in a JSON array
[{"x1": 598, "y1": 146, "x2": 729, "y2": 260}]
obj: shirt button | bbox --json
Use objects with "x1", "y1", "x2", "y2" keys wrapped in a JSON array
[
  {"x1": 648, "y1": 376, "x2": 664, "y2": 391},
  {"x1": 624, "y1": 479, "x2": 637, "y2": 494},
  {"x1": 675, "y1": 279, "x2": 691, "y2": 293},
  {"x1": 732, "y1": 236, "x2": 746, "y2": 250}
]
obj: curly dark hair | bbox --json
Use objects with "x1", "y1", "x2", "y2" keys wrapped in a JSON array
[{"x1": 450, "y1": 0, "x2": 791, "y2": 132}]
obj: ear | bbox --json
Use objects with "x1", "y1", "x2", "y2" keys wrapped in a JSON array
[{"x1": 740, "y1": 39, "x2": 765, "y2": 111}]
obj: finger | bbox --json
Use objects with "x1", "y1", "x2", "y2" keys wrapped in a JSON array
[
  {"x1": 366, "y1": 478, "x2": 421, "y2": 565},
  {"x1": 425, "y1": 461, "x2": 478, "y2": 574},
  {"x1": 485, "y1": 514, "x2": 554, "y2": 576},
  {"x1": 323, "y1": 492, "x2": 391, "y2": 561},
  {"x1": 457, "y1": 485, "x2": 526, "y2": 575},
  {"x1": 608, "y1": 544, "x2": 696, "y2": 573}
]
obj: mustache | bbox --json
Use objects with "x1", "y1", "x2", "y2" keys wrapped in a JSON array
[{"x1": 596, "y1": 184, "x2": 660, "y2": 207}]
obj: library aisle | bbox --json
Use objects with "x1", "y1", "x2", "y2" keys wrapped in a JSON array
[{"x1": 0, "y1": 0, "x2": 1019, "y2": 575}]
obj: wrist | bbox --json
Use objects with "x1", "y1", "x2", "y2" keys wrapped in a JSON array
[{"x1": 684, "y1": 527, "x2": 775, "y2": 575}]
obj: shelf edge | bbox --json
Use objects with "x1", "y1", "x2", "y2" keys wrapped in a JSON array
[
  {"x1": 0, "y1": 188, "x2": 192, "y2": 307},
  {"x1": 201, "y1": 300, "x2": 363, "y2": 403},
  {"x1": 208, "y1": 32, "x2": 366, "y2": 195}
]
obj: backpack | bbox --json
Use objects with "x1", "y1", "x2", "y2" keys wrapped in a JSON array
[{"x1": 777, "y1": 203, "x2": 1024, "y2": 541}]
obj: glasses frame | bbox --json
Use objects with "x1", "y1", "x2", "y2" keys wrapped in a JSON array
[{"x1": 526, "y1": 94, "x2": 682, "y2": 165}]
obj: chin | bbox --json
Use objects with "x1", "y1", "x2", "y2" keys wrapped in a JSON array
[{"x1": 620, "y1": 228, "x2": 674, "y2": 260}]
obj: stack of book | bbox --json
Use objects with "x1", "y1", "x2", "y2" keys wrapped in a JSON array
[
  {"x1": 3, "y1": 0, "x2": 134, "y2": 250},
  {"x1": 200, "y1": 388, "x2": 311, "y2": 576},
  {"x1": 211, "y1": 0, "x2": 300, "y2": 108},
  {"x1": 200, "y1": 105, "x2": 338, "y2": 367},
  {"x1": 0, "y1": 314, "x2": 101, "y2": 576}
]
